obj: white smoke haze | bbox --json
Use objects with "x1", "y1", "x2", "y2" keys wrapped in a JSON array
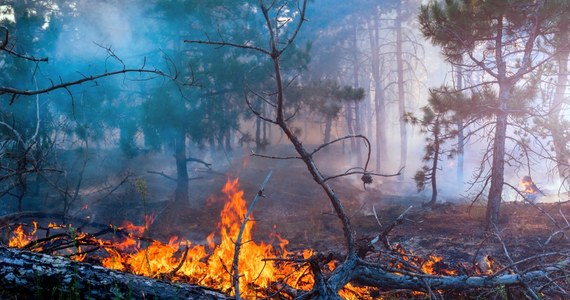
[
  {"x1": 1, "y1": 0, "x2": 567, "y2": 221},
  {"x1": 54, "y1": 1, "x2": 155, "y2": 69}
]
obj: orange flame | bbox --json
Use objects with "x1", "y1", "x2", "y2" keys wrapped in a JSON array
[
  {"x1": 6, "y1": 178, "x2": 468, "y2": 298},
  {"x1": 8, "y1": 223, "x2": 37, "y2": 248},
  {"x1": 421, "y1": 255, "x2": 458, "y2": 276},
  {"x1": 99, "y1": 178, "x2": 301, "y2": 297},
  {"x1": 520, "y1": 176, "x2": 538, "y2": 195}
]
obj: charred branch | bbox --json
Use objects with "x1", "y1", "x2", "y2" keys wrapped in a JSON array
[
  {"x1": 232, "y1": 171, "x2": 272, "y2": 299},
  {"x1": 370, "y1": 206, "x2": 414, "y2": 251},
  {"x1": 352, "y1": 259, "x2": 564, "y2": 292}
]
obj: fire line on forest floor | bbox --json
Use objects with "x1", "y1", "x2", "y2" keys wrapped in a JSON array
[
  {"x1": 2, "y1": 177, "x2": 569, "y2": 299},
  {"x1": 1, "y1": 178, "x2": 516, "y2": 299}
]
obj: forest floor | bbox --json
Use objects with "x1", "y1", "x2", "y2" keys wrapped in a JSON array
[
  {"x1": 143, "y1": 145, "x2": 570, "y2": 273},
  {"x1": 1, "y1": 144, "x2": 569, "y2": 293}
]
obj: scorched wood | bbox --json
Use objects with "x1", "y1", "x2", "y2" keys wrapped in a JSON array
[{"x1": 0, "y1": 246, "x2": 232, "y2": 299}]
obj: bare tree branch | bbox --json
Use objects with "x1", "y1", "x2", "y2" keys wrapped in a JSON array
[
  {"x1": 1, "y1": 68, "x2": 173, "y2": 102},
  {"x1": 232, "y1": 171, "x2": 272, "y2": 299}
]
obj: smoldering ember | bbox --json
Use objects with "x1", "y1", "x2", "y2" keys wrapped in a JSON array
[{"x1": 0, "y1": 1, "x2": 569, "y2": 299}]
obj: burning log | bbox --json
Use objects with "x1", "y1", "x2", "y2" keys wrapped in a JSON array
[
  {"x1": 352, "y1": 260, "x2": 561, "y2": 291},
  {"x1": 0, "y1": 246, "x2": 231, "y2": 299}
]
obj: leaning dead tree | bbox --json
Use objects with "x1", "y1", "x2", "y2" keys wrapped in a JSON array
[{"x1": 187, "y1": 1, "x2": 570, "y2": 299}]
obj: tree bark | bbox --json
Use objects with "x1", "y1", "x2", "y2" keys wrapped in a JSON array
[
  {"x1": 174, "y1": 130, "x2": 189, "y2": 207},
  {"x1": 428, "y1": 117, "x2": 440, "y2": 207},
  {"x1": 323, "y1": 115, "x2": 333, "y2": 147},
  {"x1": 0, "y1": 246, "x2": 231, "y2": 300},
  {"x1": 551, "y1": 44, "x2": 570, "y2": 188},
  {"x1": 396, "y1": 1, "x2": 407, "y2": 179},
  {"x1": 486, "y1": 85, "x2": 511, "y2": 228},
  {"x1": 455, "y1": 64, "x2": 465, "y2": 192},
  {"x1": 352, "y1": 25, "x2": 363, "y2": 167},
  {"x1": 344, "y1": 103, "x2": 356, "y2": 152},
  {"x1": 256, "y1": 112, "x2": 262, "y2": 151},
  {"x1": 486, "y1": 16, "x2": 510, "y2": 228},
  {"x1": 368, "y1": 17, "x2": 387, "y2": 173}
]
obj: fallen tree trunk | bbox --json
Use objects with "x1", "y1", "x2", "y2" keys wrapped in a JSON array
[
  {"x1": 0, "y1": 246, "x2": 232, "y2": 299},
  {"x1": 353, "y1": 258, "x2": 569, "y2": 294}
]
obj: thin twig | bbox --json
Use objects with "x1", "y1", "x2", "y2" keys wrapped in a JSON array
[
  {"x1": 168, "y1": 243, "x2": 190, "y2": 277},
  {"x1": 372, "y1": 205, "x2": 383, "y2": 228}
]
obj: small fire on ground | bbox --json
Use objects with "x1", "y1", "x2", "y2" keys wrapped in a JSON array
[
  {"x1": 520, "y1": 176, "x2": 544, "y2": 202},
  {"x1": 5, "y1": 178, "x2": 496, "y2": 298}
]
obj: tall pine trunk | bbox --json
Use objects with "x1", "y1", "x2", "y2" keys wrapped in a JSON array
[
  {"x1": 396, "y1": 2, "x2": 407, "y2": 179},
  {"x1": 256, "y1": 115, "x2": 262, "y2": 151},
  {"x1": 354, "y1": 101, "x2": 362, "y2": 166},
  {"x1": 174, "y1": 130, "x2": 189, "y2": 207},
  {"x1": 345, "y1": 104, "x2": 355, "y2": 149},
  {"x1": 352, "y1": 25, "x2": 363, "y2": 166},
  {"x1": 374, "y1": 81, "x2": 387, "y2": 173},
  {"x1": 368, "y1": 18, "x2": 387, "y2": 173},
  {"x1": 324, "y1": 115, "x2": 333, "y2": 148},
  {"x1": 427, "y1": 117, "x2": 441, "y2": 207},
  {"x1": 552, "y1": 45, "x2": 570, "y2": 188},
  {"x1": 455, "y1": 65, "x2": 465, "y2": 192},
  {"x1": 486, "y1": 85, "x2": 511, "y2": 227},
  {"x1": 486, "y1": 17, "x2": 510, "y2": 228}
]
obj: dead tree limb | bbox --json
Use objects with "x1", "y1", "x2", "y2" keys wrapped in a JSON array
[
  {"x1": 232, "y1": 171, "x2": 272, "y2": 299},
  {"x1": 1, "y1": 68, "x2": 171, "y2": 100},
  {"x1": 147, "y1": 170, "x2": 177, "y2": 182},
  {"x1": 147, "y1": 170, "x2": 203, "y2": 182},
  {"x1": 370, "y1": 206, "x2": 414, "y2": 251},
  {"x1": 0, "y1": 26, "x2": 48, "y2": 62},
  {"x1": 186, "y1": 157, "x2": 212, "y2": 169},
  {"x1": 1, "y1": 26, "x2": 181, "y2": 104},
  {"x1": 0, "y1": 212, "x2": 93, "y2": 228},
  {"x1": 0, "y1": 246, "x2": 231, "y2": 300},
  {"x1": 352, "y1": 259, "x2": 566, "y2": 292}
]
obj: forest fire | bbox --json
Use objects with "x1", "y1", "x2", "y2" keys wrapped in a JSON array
[
  {"x1": 5, "y1": 179, "x2": 321, "y2": 297},
  {"x1": 97, "y1": 178, "x2": 309, "y2": 297},
  {"x1": 4, "y1": 178, "x2": 496, "y2": 298},
  {"x1": 520, "y1": 176, "x2": 544, "y2": 202},
  {"x1": 8, "y1": 223, "x2": 37, "y2": 249}
]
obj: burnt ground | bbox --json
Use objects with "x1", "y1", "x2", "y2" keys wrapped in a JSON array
[
  {"x1": 143, "y1": 145, "x2": 570, "y2": 273},
  {"x1": 1, "y1": 144, "x2": 569, "y2": 296}
]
